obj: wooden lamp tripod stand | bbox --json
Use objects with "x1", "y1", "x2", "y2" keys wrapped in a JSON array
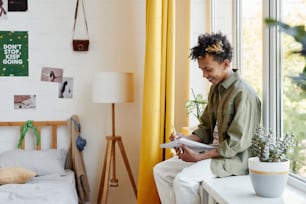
[
  {"x1": 97, "y1": 104, "x2": 137, "y2": 204},
  {"x1": 92, "y1": 72, "x2": 137, "y2": 204}
]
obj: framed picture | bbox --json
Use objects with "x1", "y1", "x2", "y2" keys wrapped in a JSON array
[{"x1": 8, "y1": 0, "x2": 27, "y2": 12}]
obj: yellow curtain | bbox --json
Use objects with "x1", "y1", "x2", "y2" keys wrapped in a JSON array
[{"x1": 137, "y1": 0, "x2": 175, "y2": 203}]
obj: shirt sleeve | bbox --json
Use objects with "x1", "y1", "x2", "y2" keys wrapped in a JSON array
[{"x1": 192, "y1": 107, "x2": 213, "y2": 144}]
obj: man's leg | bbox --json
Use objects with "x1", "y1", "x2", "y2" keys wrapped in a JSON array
[
  {"x1": 173, "y1": 159, "x2": 215, "y2": 204},
  {"x1": 153, "y1": 156, "x2": 194, "y2": 204}
]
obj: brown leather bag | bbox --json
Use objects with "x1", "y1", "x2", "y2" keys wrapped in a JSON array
[
  {"x1": 72, "y1": 40, "x2": 89, "y2": 51},
  {"x1": 72, "y1": 0, "x2": 89, "y2": 51}
]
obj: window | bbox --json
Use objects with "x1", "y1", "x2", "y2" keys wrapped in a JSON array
[
  {"x1": 240, "y1": 0, "x2": 306, "y2": 183},
  {"x1": 239, "y1": 0, "x2": 306, "y2": 183},
  {"x1": 189, "y1": 0, "x2": 306, "y2": 187},
  {"x1": 281, "y1": 0, "x2": 306, "y2": 180}
]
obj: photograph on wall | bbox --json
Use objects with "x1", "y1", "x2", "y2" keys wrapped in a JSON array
[
  {"x1": 8, "y1": 0, "x2": 27, "y2": 11},
  {"x1": 41, "y1": 67, "x2": 63, "y2": 83},
  {"x1": 0, "y1": 0, "x2": 8, "y2": 19},
  {"x1": 14, "y1": 94, "x2": 36, "y2": 109},
  {"x1": 0, "y1": 31, "x2": 28, "y2": 76},
  {"x1": 58, "y1": 77, "x2": 73, "y2": 99}
]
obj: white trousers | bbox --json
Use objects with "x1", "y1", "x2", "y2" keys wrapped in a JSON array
[{"x1": 153, "y1": 156, "x2": 215, "y2": 204}]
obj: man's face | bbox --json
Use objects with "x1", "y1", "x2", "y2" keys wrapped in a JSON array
[{"x1": 197, "y1": 55, "x2": 230, "y2": 85}]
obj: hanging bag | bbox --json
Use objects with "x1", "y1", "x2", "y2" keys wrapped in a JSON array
[{"x1": 72, "y1": 0, "x2": 89, "y2": 51}]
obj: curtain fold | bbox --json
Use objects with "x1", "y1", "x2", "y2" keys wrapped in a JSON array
[{"x1": 137, "y1": 0, "x2": 175, "y2": 203}]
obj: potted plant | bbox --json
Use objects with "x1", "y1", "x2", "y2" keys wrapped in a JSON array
[
  {"x1": 185, "y1": 88, "x2": 207, "y2": 124},
  {"x1": 182, "y1": 89, "x2": 207, "y2": 135},
  {"x1": 248, "y1": 127, "x2": 295, "y2": 198}
]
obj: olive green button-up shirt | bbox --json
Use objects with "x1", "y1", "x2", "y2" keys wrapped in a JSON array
[{"x1": 193, "y1": 71, "x2": 261, "y2": 177}]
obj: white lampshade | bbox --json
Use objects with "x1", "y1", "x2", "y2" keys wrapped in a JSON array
[{"x1": 92, "y1": 72, "x2": 134, "y2": 103}]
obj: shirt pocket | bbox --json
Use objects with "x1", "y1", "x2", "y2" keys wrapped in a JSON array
[{"x1": 220, "y1": 102, "x2": 235, "y2": 126}]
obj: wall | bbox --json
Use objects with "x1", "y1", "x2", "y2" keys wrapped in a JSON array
[
  {"x1": 174, "y1": 0, "x2": 191, "y2": 132},
  {"x1": 186, "y1": 0, "x2": 234, "y2": 127},
  {"x1": 188, "y1": 0, "x2": 210, "y2": 127},
  {"x1": 0, "y1": 0, "x2": 145, "y2": 203}
]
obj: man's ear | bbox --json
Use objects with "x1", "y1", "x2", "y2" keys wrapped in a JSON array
[{"x1": 223, "y1": 59, "x2": 231, "y2": 69}]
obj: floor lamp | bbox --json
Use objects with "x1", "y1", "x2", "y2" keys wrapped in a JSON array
[{"x1": 92, "y1": 72, "x2": 137, "y2": 204}]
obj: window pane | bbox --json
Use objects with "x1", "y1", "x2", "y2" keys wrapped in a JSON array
[
  {"x1": 241, "y1": 0, "x2": 263, "y2": 102},
  {"x1": 282, "y1": 0, "x2": 306, "y2": 179}
]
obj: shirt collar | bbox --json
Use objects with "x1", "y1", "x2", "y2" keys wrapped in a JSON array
[{"x1": 218, "y1": 70, "x2": 239, "y2": 93}]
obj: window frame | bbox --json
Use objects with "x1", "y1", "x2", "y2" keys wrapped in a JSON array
[
  {"x1": 191, "y1": 0, "x2": 306, "y2": 190},
  {"x1": 242, "y1": 0, "x2": 305, "y2": 191}
]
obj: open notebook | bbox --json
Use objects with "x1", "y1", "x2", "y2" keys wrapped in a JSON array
[{"x1": 160, "y1": 137, "x2": 218, "y2": 153}]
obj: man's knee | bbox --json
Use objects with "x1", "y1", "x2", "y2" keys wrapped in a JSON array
[
  {"x1": 173, "y1": 172, "x2": 187, "y2": 187},
  {"x1": 153, "y1": 162, "x2": 163, "y2": 178}
]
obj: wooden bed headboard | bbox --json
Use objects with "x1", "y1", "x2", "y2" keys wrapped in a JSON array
[{"x1": 0, "y1": 121, "x2": 68, "y2": 150}]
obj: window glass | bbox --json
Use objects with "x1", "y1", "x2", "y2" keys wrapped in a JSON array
[
  {"x1": 240, "y1": 0, "x2": 263, "y2": 101},
  {"x1": 282, "y1": 0, "x2": 306, "y2": 180}
]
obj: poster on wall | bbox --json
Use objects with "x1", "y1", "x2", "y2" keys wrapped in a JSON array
[
  {"x1": 0, "y1": 0, "x2": 8, "y2": 19},
  {"x1": 0, "y1": 31, "x2": 28, "y2": 76}
]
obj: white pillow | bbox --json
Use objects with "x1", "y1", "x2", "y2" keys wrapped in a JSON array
[
  {"x1": 0, "y1": 166, "x2": 36, "y2": 184},
  {"x1": 0, "y1": 149, "x2": 66, "y2": 176}
]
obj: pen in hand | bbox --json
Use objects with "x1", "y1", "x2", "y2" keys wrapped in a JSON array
[
  {"x1": 170, "y1": 125, "x2": 183, "y2": 154},
  {"x1": 169, "y1": 125, "x2": 178, "y2": 141}
]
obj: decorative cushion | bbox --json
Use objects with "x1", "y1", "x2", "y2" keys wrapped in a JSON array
[
  {"x1": 0, "y1": 149, "x2": 66, "y2": 176},
  {"x1": 0, "y1": 166, "x2": 36, "y2": 184}
]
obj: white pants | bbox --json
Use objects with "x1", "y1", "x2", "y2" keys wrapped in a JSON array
[{"x1": 153, "y1": 156, "x2": 215, "y2": 204}]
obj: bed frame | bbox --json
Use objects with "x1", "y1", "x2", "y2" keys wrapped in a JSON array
[
  {"x1": 0, "y1": 121, "x2": 67, "y2": 150},
  {"x1": 0, "y1": 117, "x2": 90, "y2": 203}
]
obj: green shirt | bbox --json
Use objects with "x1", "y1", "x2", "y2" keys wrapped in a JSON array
[{"x1": 193, "y1": 71, "x2": 261, "y2": 177}]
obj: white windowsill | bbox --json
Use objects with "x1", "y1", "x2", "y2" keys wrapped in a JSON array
[
  {"x1": 202, "y1": 175, "x2": 306, "y2": 204},
  {"x1": 288, "y1": 173, "x2": 306, "y2": 193}
]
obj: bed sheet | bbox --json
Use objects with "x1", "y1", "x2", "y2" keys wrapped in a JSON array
[{"x1": 0, "y1": 169, "x2": 78, "y2": 204}]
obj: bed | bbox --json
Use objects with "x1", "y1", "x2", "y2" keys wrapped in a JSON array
[{"x1": 0, "y1": 115, "x2": 90, "y2": 204}]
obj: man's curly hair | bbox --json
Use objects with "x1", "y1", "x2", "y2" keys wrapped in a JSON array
[{"x1": 189, "y1": 32, "x2": 233, "y2": 63}]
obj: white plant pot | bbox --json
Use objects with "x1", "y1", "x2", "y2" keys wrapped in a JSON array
[{"x1": 248, "y1": 157, "x2": 290, "y2": 198}]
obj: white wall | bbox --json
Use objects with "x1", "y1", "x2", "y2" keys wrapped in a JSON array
[
  {"x1": 186, "y1": 0, "x2": 234, "y2": 127},
  {"x1": 0, "y1": 0, "x2": 145, "y2": 203}
]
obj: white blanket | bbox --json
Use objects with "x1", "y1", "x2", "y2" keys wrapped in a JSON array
[{"x1": 0, "y1": 170, "x2": 78, "y2": 204}]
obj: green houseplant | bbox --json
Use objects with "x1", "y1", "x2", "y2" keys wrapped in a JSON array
[
  {"x1": 265, "y1": 18, "x2": 306, "y2": 90},
  {"x1": 248, "y1": 127, "x2": 295, "y2": 198},
  {"x1": 251, "y1": 127, "x2": 295, "y2": 162},
  {"x1": 182, "y1": 89, "x2": 207, "y2": 135},
  {"x1": 185, "y1": 88, "x2": 207, "y2": 124}
]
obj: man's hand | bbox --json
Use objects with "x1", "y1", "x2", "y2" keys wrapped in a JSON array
[
  {"x1": 177, "y1": 144, "x2": 199, "y2": 162},
  {"x1": 169, "y1": 131, "x2": 183, "y2": 153},
  {"x1": 169, "y1": 132, "x2": 184, "y2": 141}
]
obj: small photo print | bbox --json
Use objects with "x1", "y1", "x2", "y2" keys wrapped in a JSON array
[
  {"x1": 41, "y1": 67, "x2": 63, "y2": 83},
  {"x1": 58, "y1": 77, "x2": 73, "y2": 99},
  {"x1": 14, "y1": 94, "x2": 36, "y2": 109},
  {"x1": 0, "y1": 0, "x2": 8, "y2": 20}
]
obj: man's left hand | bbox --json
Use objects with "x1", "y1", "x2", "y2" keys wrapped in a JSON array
[{"x1": 177, "y1": 144, "x2": 199, "y2": 162}]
